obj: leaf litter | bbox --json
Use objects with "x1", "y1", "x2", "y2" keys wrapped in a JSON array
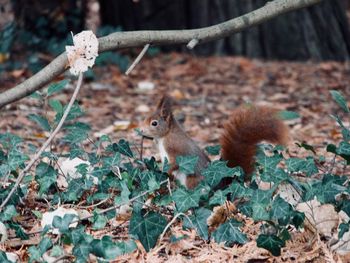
[{"x1": 1, "y1": 53, "x2": 350, "y2": 261}]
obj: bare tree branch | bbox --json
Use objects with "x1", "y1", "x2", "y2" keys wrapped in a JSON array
[{"x1": 0, "y1": 0, "x2": 322, "y2": 108}]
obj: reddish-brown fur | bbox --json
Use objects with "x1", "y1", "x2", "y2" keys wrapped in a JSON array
[{"x1": 220, "y1": 105, "x2": 289, "y2": 181}]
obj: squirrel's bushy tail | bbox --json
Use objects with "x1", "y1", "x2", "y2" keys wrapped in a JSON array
[{"x1": 220, "y1": 105, "x2": 289, "y2": 181}]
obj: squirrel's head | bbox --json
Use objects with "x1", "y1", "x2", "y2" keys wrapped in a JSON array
[{"x1": 142, "y1": 95, "x2": 174, "y2": 139}]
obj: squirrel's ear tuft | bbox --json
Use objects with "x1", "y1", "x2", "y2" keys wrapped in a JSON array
[{"x1": 157, "y1": 94, "x2": 172, "y2": 117}]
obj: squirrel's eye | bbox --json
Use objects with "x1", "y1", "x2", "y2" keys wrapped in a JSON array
[{"x1": 151, "y1": 120, "x2": 158, "y2": 127}]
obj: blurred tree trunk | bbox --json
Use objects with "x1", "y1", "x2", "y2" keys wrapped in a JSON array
[
  {"x1": 0, "y1": 0, "x2": 14, "y2": 30},
  {"x1": 12, "y1": 0, "x2": 84, "y2": 39},
  {"x1": 85, "y1": 0, "x2": 101, "y2": 33},
  {"x1": 99, "y1": 0, "x2": 350, "y2": 61}
]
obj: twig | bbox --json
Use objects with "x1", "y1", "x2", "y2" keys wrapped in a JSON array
[
  {"x1": 77, "y1": 197, "x2": 110, "y2": 209},
  {"x1": 158, "y1": 212, "x2": 195, "y2": 244},
  {"x1": 0, "y1": 73, "x2": 84, "y2": 212},
  {"x1": 167, "y1": 177, "x2": 172, "y2": 196},
  {"x1": 187, "y1": 39, "x2": 199, "y2": 49},
  {"x1": 158, "y1": 212, "x2": 185, "y2": 243},
  {"x1": 51, "y1": 254, "x2": 73, "y2": 263},
  {"x1": 327, "y1": 154, "x2": 337, "y2": 174},
  {"x1": 125, "y1": 44, "x2": 150, "y2": 75},
  {"x1": 0, "y1": 0, "x2": 322, "y2": 108}
]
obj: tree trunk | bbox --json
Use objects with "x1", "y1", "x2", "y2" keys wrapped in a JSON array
[
  {"x1": 0, "y1": 0, "x2": 14, "y2": 31},
  {"x1": 12, "y1": 0, "x2": 85, "y2": 40},
  {"x1": 99, "y1": 0, "x2": 350, "y2": 61}
]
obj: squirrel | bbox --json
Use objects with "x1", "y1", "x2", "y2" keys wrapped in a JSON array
[{"x1": 142, "y1": 95, "x2": 289, "y2": 189}]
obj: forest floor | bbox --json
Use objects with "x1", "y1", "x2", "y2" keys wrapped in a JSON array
[{"x1": 1, "y1": 52, "x2": 350, "y2": 262}]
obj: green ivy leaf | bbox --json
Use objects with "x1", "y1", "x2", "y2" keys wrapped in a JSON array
[
  {"x1": 52, "y1": 214, "x2": 77, "y2": 234},
  {"x1": 114, "y1": 181, "x2": 130, "y2": 205},
  {"x1": 176, "y1": 155, "x2": 199, "y2": 174},
  {"x1": 202, "y1": 160, "x2": 236, "y2": 187},
  {"x1": 342, "y1": 127, "x2": 350, "y2": 141},
  {"x1": 147, "y1": 176, "x2": 161, "y2": 191},
  {"x1": 113, "y1": 139, "x2": 133, "y2": 158},
  {"x1": 183, "y1": 208, "x2": 211, "y2": 240},
  {"x1": 337, "y1": 141, "x2": 350, "y2": 156},
  {"x1": 162, "y1": 157, "x2": 170, "y2": 173},
  {"x1": 341, "y1": 201, "x2": 350, "y2": 217},
  {"x1": 91, "y1": 236, "x2": 136, "y2": 260},
  {"x1": 278, "y1": 110, "x2": 300, "y2": 120},
  {"x1": 8, "y1": 222, "x2": 29, "y2": 240},
  {"x1": 63, "y1": 132, "x2": 88, "y2": 145},
  {"x1": 257, "y1": 234, "x2": 285, "y2": 256},
  {"x1": 279, "y1": 227, "x2": 291, "y2": 242},
  {"x1": 73, "y1": 241, "x2": 91, "y2": 263},
  {"x1": 28, "y1": 246, "x2": 41, "y2": 262},
  {"x1": 250, "y1": 189, "x2": 273, "y2": 221},
  {"x1": 251, "y1": 202, "x2": 270, "y2": 221},
  {"x1": 172, "y1": 188, "x2": 200, "y2": 212},
  {"x1": 270, "y1": 196, "x2": 292, "y2": 225},
  {"x1": 292, "y1": 211, "x2": 305, "y2": 229},
  {"x1": 63, "y1": 178, "x2": 85, "y2": 202},
  {"x1": 0, "y1": 251, "x2": 12, "y2": 263},
  {"x1": 50, "y1": 245, "x2": 64, "y2": 257},
  {"x1": 29, "y1": 91, "x2": 43, "y2": 100},
  {"x1": 0, "y1": 164, "x2": 9, "y2": 177},
  {"x1": 0, "y1": 150, "x2": 6, "y2": 163},
  {"x1": 29, "y1": 236, "x2": 53, "y2": 262},
  {"x1": 49, "y1": 99, "x2": 63, "y2": 115},
  {"x1": 47, "y1": 79, "x2": 69, "y2": 96},
  {"x1": 92, "y1": 214, "x2": 107, "y2": 230},
  {"x1": 69, "y1": 144, "x2": 85, "y2": 159},
  {"x1": 103, "y1": 152, "x2": 121, "y2": 168},
  {"x1": 321, "y1": 181, "x2": 345, "y2": 203},
  {"x1": 7, "y1": 148, "x2": 28, "y2": 170},
  {"x1": 205, "y1": 145, "x2": 221, "y2": 155},
  {"x1": 261, "y1": 168, "x2": 288, "y2": 183},
  {"x1": 114, "y1": 240, "x2": 137, "y2": 256},
  {"x1": 330, "y1": 90, "x2": 349, "y2": 113},
  {"x1": 35, "y1": 162, "x2": 57, "y2": 196},
  {"x1": 67, "y1": 226, "x2": 91, "y2": 245},
  {"x1": 286, "y1": 157, "x2": 318, "y2": 176},
  {"x1": 257, "y1": 151, "x2": 282, "y2": 175},
  {"x1": 64, "y1": 102, "x2": 84, "y2": 121},
  {"x1": 129, "y1": 211, "x2": 167, "y2": 252},
  {"x1": 209, "y1": 190, "x2": 226, "y2": 206},
  {"x1": 225, "y1": 182, "x2": 252, "y2": 199},
  {"x1": 0, "y1": 133, "x2": 22, "y2": 149},
  {"x1": 339, "y1": 222, "x2": 350, "y2": 239},
  {"x1": 212, "y1": 219, "x2": 247, "y2": 245},
  {"x1": 38, "y1": 237, "x2": 53, "y2": 254},
  {"x1": 27, "y1": 114, "x2": 51, "y2": 131},
  {"x1": 0, "y1": 205, "x2": 18, "y2": 221}
]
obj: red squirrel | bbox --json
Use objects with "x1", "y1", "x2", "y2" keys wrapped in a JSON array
[{"x1": 142, "y1": 95, "x2": 289, "y2": 189}]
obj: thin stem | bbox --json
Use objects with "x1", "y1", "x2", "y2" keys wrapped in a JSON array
[
  {"x1": 125, "y1": 44, "x2": 150, "y2": 75},
  {"x1": 158, "y1": 212, "x2": 195, "y2": 244}
]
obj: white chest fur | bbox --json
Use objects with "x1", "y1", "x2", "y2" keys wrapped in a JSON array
[
  {"x1": 173, "y1": 170, "x2": 187, "y2": 187},
  {"x1": 157, "y1": 139, "x2": 188, "y2": 187},
  {"x1": 157, "y1": 138, "x2": 169, "y2": 164}
]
